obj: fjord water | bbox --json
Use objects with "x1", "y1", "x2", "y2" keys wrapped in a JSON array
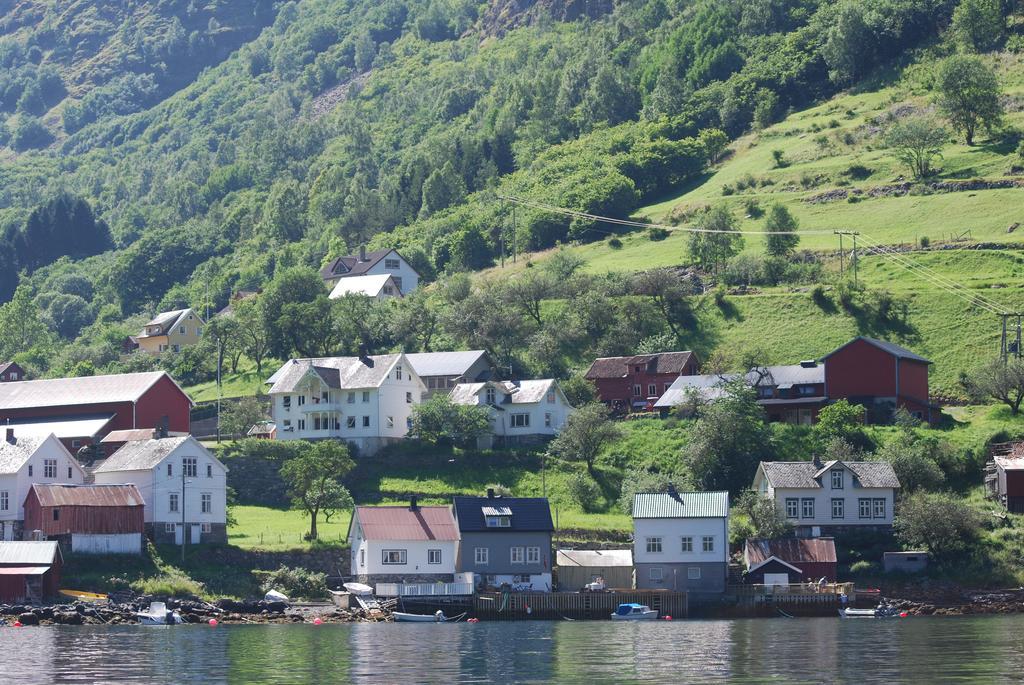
[{"x1": 2, "y1": 616, "x2": 1023, "y2": 683}]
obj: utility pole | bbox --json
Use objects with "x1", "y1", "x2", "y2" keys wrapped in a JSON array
[
  {"x1": 181, "y1": 467, "x2": 187, "y2": 563},
  {"x1": 511, "y1": 204, "x2": 517, "y2": 264},
  {"x1": 1000, "y1": 314, "x2": 1024, "y2": 360},
  {"x1": 834, "y1": 231, "x2": 860, "y2": 284}
]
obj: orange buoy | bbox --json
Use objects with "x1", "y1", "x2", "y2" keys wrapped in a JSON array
[
  {"x1": 664, "y1": 615, "x2": 672, "y2": 621},
  {"x1": 208, "y1": 618, "x2": 218, "y2": 626},
  {"x1": 900, "y1": 612, "x2": 908, "y2": 618},
  {"x1": 12, "y1": 621, "x2": 21, "y2": 627},
  {"x1": 313, "y1": 617, "x2": 323, "y2": 625}
]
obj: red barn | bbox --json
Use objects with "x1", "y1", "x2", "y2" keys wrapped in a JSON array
[
  {"x1": 586, "y1": 351, "x2": 700, "y2": 412},
  {"x1": 0, "y1": 541, "x2": 62, "y2": 602},
  {"x1": 744, "y1": 538, "x2": 838, "y2": 584},
  {"x1": 23, "y1": 484, "x2": 146, "y2": 554},
  {"x1": 0, "y1": 361, "x2": 26, "y2": 382},
  {"x1": 822, "y1": 337, "x2": 934, "y2": 423},
  {"x1": 0, "y1": 372, "x2": 192, "y2": 455}
]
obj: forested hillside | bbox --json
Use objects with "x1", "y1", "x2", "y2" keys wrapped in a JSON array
[{"x1": 0, "y1": 0, "x2": 1021, "y2": 387}]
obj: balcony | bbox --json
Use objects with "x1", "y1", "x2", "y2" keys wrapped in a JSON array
[{"x1": 299, "y1": 401, "x2": 342, "y2": 412}]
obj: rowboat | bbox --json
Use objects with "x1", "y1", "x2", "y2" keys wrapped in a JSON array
[
  {"x1": 611, "y1": 603, "x2": 659, "y2": 620},
  {"x1": 394, "y1": 610, "x2": 448, "y2": 623},
  {"x1": 59, "y1": 589, "x2": 108, "y2": 603},
  {"x1": 343, "y1": 582, "x2": 374, "y2": 596},
  {"x1": 838, "y1": 608, "x2": 879, "y2": 618}
]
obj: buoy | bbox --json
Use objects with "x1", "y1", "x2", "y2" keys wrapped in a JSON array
[
  {"x1": 313, "y1": 617, "x2": 323, "y2": 625},
  {"x1": 526, "y1": 606, "x2": 532, "y2": 615},
  {"x1": 208, "y1": 618, "x2": 218, "y2": 626},
  {"x1": 900, "y1": 612, "x2": 908, "y2": 618},
  {"x1": 467, "y1": 617, "x2": 479, "y2": 623},
  {"x1": 664, "y1": 615, "x2": 672, "y2": 621},
  {"x1": 12, "y1": 621, "x2": 21, "y2": 628}
]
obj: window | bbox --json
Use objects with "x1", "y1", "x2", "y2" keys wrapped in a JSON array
[
  {"x1": 687, "y1": 567, "x2": 701, "y2": 580},
  {"x1": 386, "y1": 416, "x2": 394, "y2": 429},
  {"x1": 283, "y1": 396, "x2": 291, "y2": 410},
  {"x1": 681, "y1": 536, "x2": 693, "y2": 552},
  {"x1": 169, "y1": 493, "x2": 179, "y2": 513},
  {"x1": 485, "y1": 387, "x2": 496, "y2": 404},
  {"x1": 360, "y1": 549, "x2": 365, "y2": 567},
  {"x1": 801, "y1": 498, "x2": 815, "y2": 519},
  {"x1": 362, "y1": 416, "x2": 370, "y2": 427},
  {"x1": 207, "y1": 464, "x2": 212, "y2": 478},
  {"x1": 859, "y1": 498, "x2": 872, "y2": 519},
  {"x1": 831, "y1": 498, "x2": 844, "y2": 519},
  {"x1": 665, "y1": 382, "x2": 672, "y2": 392},
  {"x1": 547, "y1": 391, "x2": 555, "y2": 404},
  {"x1": 322, "y1": 391, "x2": 330, "y2": 402},
  {"x1": 167, "y1": 463, "x2": 172, "y2": 477},
  {"x1": 183, "y1": 458, "x2": 197, "y2": 478},
  {"x1": 9, "y1": 372, "x2": 16, "y2": 380},
  {"x1": 393, "y1": 277, "x2": 403, "y2": 291},
  {"x1": 396, "y1": 365, "x2": 403, "y2": 380},
  {"x1": 406, "y1": 392, "x2": 413, "y2": 404},
  {"x1": 362, "y1": 391, "x2": 370, "y2": 403},
  {"x1": 485, "y1": 515, "x2": 511, "y2": 528},
  {"x1": 298, "y1": 419, "x2": 306, "y2": 430},
  {"x1": 159, "y1": 345, "x2": 168, "y2": 352},
  {"x1": 172, "y1": 345, "x2": 180, "y2": 353},
  {"x1": 201, "y1": 523, "x2": 211, "y2": 533},
  {"x1": 798, "y1": 384, "x2": 816, "y2": 396},
  {"x1": 648, "y1": 384, "x2": 657, "y2": 396},
  {"x1": 646, "y1": 537, "x2": 663, "y2": 554},
  {"x1": 474, "y1": 547, "x2": 489, "y2": 565},
  {"x1": 28, "y1": 465, "x2": 32, "y2": 477},
  {"x1": 649, "y1": 567, "x2": 664, "y2": 582},
  {"x1": 633, "y1": 384, "x2": 642, "y2": 397},
  {"x1": 71, "y1": 440, "x2": 81, "y2": 449},
  {"x1": 347, "y1": 416, "x2": 356, "y2": 429},
  {"x1": 544, "y1": 413, "x2": 552, "y2": 428},
  {"x1": 347, "y1": 392, "x2": 355, "y2": 404},
  {"x1": 165, "y1": 523, "x2": 176, "y2": 533},
  {"x1": 511, "y1": 413, "x2": 530, "y2": 428},
  {"x1": 383, "y1": 286, "x2": 394, "y2": 295},
  {"x1": 831, "y1": 470, "x2": 844, "y2": 489},
  {"x1": 179, "y1": 326, "x2": 186, "y2": 335},
  {"x1": 313, "y1": 416, "x2": 322, "y2": 431},
  {"x1": 196, "y1": 327, "x2": 203, "y2": 337},
  {"x1": 873, "y1": 498, "x2": 886, "y2": 519},
  {"x1": 382, "y1": 550, "x2": 407, "y2": 565},
  {"x1": 527, "y1": 547, "x2": 540, "y2": 564},
  {"x1": 67, "y1": 466, "x2": 72, "y2": 479},
  {"x1": 702, "y1": 536, "x2": 714, "y2": 553},
  {"x1": 297, "y1": 395, "x2": 306, "y2": 406},
  {"x1": 0, "y1": 491, "x2": 7, "y2": 511},
  {"x1": 757, "y1": 386, "x2": 774, "y2": 399},
  {"x1": 785, "y1": 498, "x2": 799, "y2": 519},
  {"x1": 385, "y1": 258, "x2": 401, "y2": 269},
  {"x1": 44, "y1": 459, "x2": 56, "y2": 478},
  {"x1": 201, "y1": 493, "x2": 212, "y2": 514},
  {"x1": 52, "y1": 508, "x2": 60, "y2": 521},
  {"x1": 428, "y1": 549, "x2": 442, "y2": 565},
  {"x1": 510, "y1": 547, "x2": 525, "y2": 564}
]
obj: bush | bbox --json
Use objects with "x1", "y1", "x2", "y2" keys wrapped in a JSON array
[
  {"x1": 848, "y1": 560, "x2": 881, "y2": 576},
  {"x1": 844, "y1": 163, "x2": 872, "y2": 180},
  {"x1": 810, "y1": 284, "x2": 830, "y2": 308},
  {"x1": 131, "y1": 568, "x2": 205, "y2": 598},
  {"x1": 484, "y1": 483, "x2": 513, "y2": 497},
  {"x1": 772, "y1": 149, "x2": 787, "y2": 168},
  {"x1": 919, "y1": 235, "x2": 930, "y2": 248},
  {"x1": 721, "y1": 184, "x2": 735, "y2": 196},
  {"x1": 567, "y1": 472, "x2": 601, "y2": 513},
  {"x1": 742, "y1": 198, "x2": 762, "y2": 218},
  {"x1": 253, "y1": 565, "x2": 328, "y2": 600},
  {"x1": 607, "y1": 237, "x2": 623, "y2": 249},
  {"x1": 894, "y1": 492, "x2": 983, "y2": 563},
  {"x1": 647, "y1": 226, "x2": 669, "y2": 241}
]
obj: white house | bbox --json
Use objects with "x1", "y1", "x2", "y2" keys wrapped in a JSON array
[
  {"x1": 752, "y1": 458, "x2": 900, "y2": 536},
  {"x1": 348, "y1": 500, "x2": 459, "y2": 586},
  {"x1": 449, "y1": 379, "x2": 574, "y2": 445},
  {"x1": 328, "y1": 274, "x2": 403, "y2": 301},
  {"x1": 632, "y1": 488, "x2": 729, "y2": 594},
  {"x1": 266, "y1": 353, "x2": 425, "y2": 456},
  {"x1": 320, "y1": 247, "x2": 420, "y2": 294},
  {"x1": 92, "y1": 434, "x2": 228, "y2": 544},
  {"x1": 0, "y1": 429, "x2": 86, "y2": 541}
]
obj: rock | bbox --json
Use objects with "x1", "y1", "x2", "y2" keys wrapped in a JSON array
[
  {"x1": 17, "y1": 612, "x2": 38, "y2": 626},
  {"x1": 55, "y1": 611, "x2": 82, "y2": 625}
]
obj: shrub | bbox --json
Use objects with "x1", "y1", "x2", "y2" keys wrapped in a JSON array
[
  {"x1": 721, "y1": 184, "x2": 735, "y2": 196},
  {"x1": 919, "y1": 235, "x2": 930, "y2": 248},
  {"x1": 894, "y1": 492, "x2": 983, "y2": 563},
  {"x1": 844, "y1": 163, "x2": 872, "y2": 180},
  {"x1": 567, "y1": 472, "x2": 601, "y2": 513},
  {"x1": 828, "y1": 119, "x2": 841, "y2": 128},
  {"x1": 848, "y1": 560, "x2": 881, "y2": 576},
  {"x1": 607, "y1": 237, "x2": 623, "y2": 249},
  {"x1": 485, "y1": 483, "x2": 513, "y2": 497},
  {"x1": 253, "y1": 565, "x2": 328, "y2": 600},
  {"x1": 131, "y1": 568, "x2": 205, "y2": 598},
  {"x1": 742, "y1": 198, "x2": 762, "y2": 218},
  {"x1": 647, "y1": 226, "x2": 669, "y2": 241},
  {"x1": 810, "y1": 284, "x2": 830, "y2": 309},
  {"x1": 771, "y1": 149, "x2": 787, "y2": 168}
]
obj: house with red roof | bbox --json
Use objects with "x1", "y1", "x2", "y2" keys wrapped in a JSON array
[
  {"x1": 347, "y1": 499, "x2": 459, "y2": 585},
  {"x1": 743, "y1": 537, "x2": 838, "y2": 584},
  {"x1": 585, "y1": 351, "x2": 699, "y2": 412}
]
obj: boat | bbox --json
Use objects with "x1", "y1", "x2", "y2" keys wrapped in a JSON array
[
  {"x1": 59, "y1": 589, "x2": 108, "y2": 603},
  {"x1": 394, "y1": 610, "x2": 448, "y2": 623},
  {"x1": 839, "y1": 605, "x2": 899, "y2": 619},
  {"x1": 610, "y1": 603, "x2": 659, "y2": 620},
  {"x1": 137, "y1": 601, "x2": 184, "y2": 625},
  {"x1": 343, "y1": 582, "x2": 374, "y2": 596},
  {"x1": 264, "y1": 589, "x2": 289, "y2": 603}
]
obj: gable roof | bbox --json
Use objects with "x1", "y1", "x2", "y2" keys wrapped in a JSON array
[
  {"x1": 823, "y1": 337, "x2": 931, "y2": 364},
  {"x1": 405, "y1": 350, "x2": 489, "y2": 378},
  {"x1": 353, "y1": 505, "x2": 458, "y2": 541},
  {"x1": 753, "y1": 364, "x2": 824, "y2": 388},
  {"x1": 0, "y1": 371, "x2": 191, "y2": 411},
  {"x1": 0, "y1": 541, "x2": 61, "y2": 566},
  {"x1": 654, "y1": 374, "x2": 734, "y2": 408},
  {"x1": 100, "y1": 428, "x2": 188, "y2": 444},
  {"x1": 453, "y1": 496, "x2": 554, "y2": 532},
  {"x1": 138, "y1": 308, "x2": 201, "y2": 338},
  {"x1": 0, "y1": 434, "x2": 49, "y2": 475},
  {"x1": 758, "y1": 460, "x2": 900, "y2": 489},
  {"x1": 449, "y1": 379, "x2": 562, "y2": 407},
  {"x1": 267, "y1": 355, "x2": 408, "y2": 394},
  {"x1": 328, "y1": 274, "x2": 401, "y2": 299},
  {"x1": 320, "y1": 248, "x2": 420, "y2": 281},
  {"x1": 0, "y1": 361, "x2": 22, "y2": 376},
  {"x1": 585, "y1": 351, "x2": 696, "y2": 380},
  {"x1": 94, "y1": 435, "x2": 225, "y2": 474},
  {"x1": 744, "y1": 537, "x2": 837, "y2": 569},
  {"x1": 1, "y1": 414, "x2": 116, "y2": 440},
  {"x1": 30, "y1": 483, "x2": 145, "y2": 508},
  {"x1": 632, "y1": 491, "x2": 729, "y2": 519},
  {"x1": 556, "y1": 549, "x2": 633, "y2": 568}
]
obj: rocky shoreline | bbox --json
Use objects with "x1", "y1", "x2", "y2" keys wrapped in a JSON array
[{"x1": 882, "y1": 585, "x2": 1024, "y2": 617}]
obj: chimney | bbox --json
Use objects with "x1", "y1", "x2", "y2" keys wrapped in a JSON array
[
  {"x1": 487, "y1": 488, "x2": 495, "y2": 499},
  {"x1": 409, "y1": 496, "x2": 419, "y2": 511},
  {"x1": 812, "y1": 454, "x2": 823, "y2": 468},
  {"x1": 358, "y1": 343, "x2": 372, "y2": 364},
  {"x1": 158, "y1": 416, "x2": 169, "y2": 439},
  {"x1": 5, "y1": 428, "x2": 13, "y2": 444},
  {"x1": 359, "y1": 245, "x2": 367, "y2": 262}
]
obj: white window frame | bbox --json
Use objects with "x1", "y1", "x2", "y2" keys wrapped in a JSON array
[
  {"x1": 474, "y1": 547, "x2": 489, "y2": 565},
  {"x1": 382, "y1": 549, "x2": 407, "y2": 565},
  {"x1": 346, "y1": 416, "x2": 356, "y2": 429},
  {"x1": 406, "y1": 392, "x2": 413, "y2": 404},
  {"x1": 832, "y1": 498, "x2": 844, "y2": 519},
  {"x1": 386, "y1": 416, "x2": 394, "y2": 429},
  {"x1": 485, "y1": 515, "x2": 510, "y2": 528},
  {"x1": 687, "y1": 567, "x2": 701, "y2": 580},
  {"x1": 169, "y1": 493, "x2": 179, "y2": 513},
  {"x1": 702, "y1": 536, "x2": 714, "y2": 553},
  {"x1": 183, "y1": 457, "x2": 197, "y2": 478},
  {"x1": 785, "y1": 498, "x2": 799, "y2": 519},
  {"x1": 396, "y1": 365, "x2": 403, "y2": 380},
  {"x1": 526, "y1": 547, "x2": 540, "y2": 564},
  {"x1": 362, "y1": 391, "x2": 370, "y2": 402},
  {"x1": 646, "y1": 536, "x2": 662, "y2": 554},
  {"x1": 649, "y1": 567, "x2": 663, "y2": 582},
  {"x1": 384, "y1": 258, "x2": 401, "y2": 269},
  {"x1": 648, "y1": 384, "x2": 657, "y2": 396},
  {"x1": 201, "y1": 522, "x2": 212, "y2": 533},
  {"x1": 831, "y1": 470, "x2": 844, "y2": 489},
  {"x1": 485, "y1": 387, "x2": 496, "y2": 404},
  {"x1": 0, "y1": 491, "x2": 7, "y2": 511},
  {"x1": 801, "y1": 498, "x2": 814, "y2": 519},
  {"x1": 511, "y1": 413, "x2": 529, "y2": 428},
  {"x1": 510, "y1": 547, "x2": 525, "y2": 564},
  {"x1": 362, "y1": 416, "x2": 370, "y2": 427},
  {"x1": 873, "y1": 498, "x2": 886, "y2": 519},
  {"x1": 681, "y1": 536, "x2": 693, "y2": 552},
  {"x1": 44, "y1": 459, "x2": 56, "y2": 478},
  {"x1": 165, "y1": 523, "x2": 176, "y2": 533},
  {"x1": 859, "y1": 498, "x2": 872, "y2": 519},
  {"x1": 201, "y1": 493, "x2": 212, "y2": 514},
  {"x1": 633, "y1": 384, "x2": 641, "y2": 397}
]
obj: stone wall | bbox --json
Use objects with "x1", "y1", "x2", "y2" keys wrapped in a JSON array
[{"x1": 355, "y1": 572, "x2": 454, "y2": 585}]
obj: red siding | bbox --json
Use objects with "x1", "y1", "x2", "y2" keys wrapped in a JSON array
[
  {"x1": 1005, "y1": 470, "x2": 1024, "y2": 498},
  {"x1": 825, "y1": 339, "x2": 898, "y2": 399},
  {"x1": 897, "y1": 358, "x2": 930, "y2": 404},
  {"x1": 23, "y1": 490, "x2": 145, "y2": 536},
  {"x1": 594, "y1": 366, "x2": 699, "y2": 409}
]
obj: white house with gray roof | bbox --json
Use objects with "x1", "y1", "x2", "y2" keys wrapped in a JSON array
[
  {"x1": 93, "y1": 435, "x2": 227, "y2": 544},
  {"x1": 752, "y1": 458, "x2": 900, "y2": 536},
  {"x1": 266, "y1": 354, "x2": 425, "y2": 455},
  {"x1": 632, "y1": 488, "x2": 729, "y2": 594},
  {"x1": 0, "y1": 430, "x2": 86, "y2": 541},
  {"x1": 449, "y1": 379, "x2": 573, "y2": 446},
  {"x1": 405, "y1": 350, "x2": 492, "y2": 396}
]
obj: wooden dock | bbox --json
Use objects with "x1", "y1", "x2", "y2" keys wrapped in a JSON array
[{"x1": 472, "y1": 591, "x2": 687, "y2": 620}]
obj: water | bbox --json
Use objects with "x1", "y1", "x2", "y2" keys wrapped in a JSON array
[{"x1": 2, "y1": 616, "x2": 1024, "y2": 683}]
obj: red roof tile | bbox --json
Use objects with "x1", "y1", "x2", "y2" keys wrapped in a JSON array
[
  {"x1": 745, "y1": 538, "x2": 837, "y2": 566},
  {"x1": 355, "y1": 506, "x2": 458, "y2": 541}
]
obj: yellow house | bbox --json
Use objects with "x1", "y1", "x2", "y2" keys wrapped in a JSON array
[{"x1": 136, "y1": 308, "x2": 205, "y2": 355}]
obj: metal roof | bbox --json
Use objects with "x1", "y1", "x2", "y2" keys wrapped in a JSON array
[
  {"x1": 0, "y1": 434, "x2": 48, "y2": 474},
  {"x1": 759, "y1": 460, "x2": 900, "y2": 489},
  {"x1": 453, "y1": 496, "x2": 554, "y2": 532},
  {"x1": 995, "y1": 455, "x2": 1024, "y2": 470},
  {"x1": 632, "y1": 491, "x2": 729, "y2": 519},
  {"x1": 138, "y1": 308, "x2": 195, "y2": 338},
  {"x1": 0, "y1": 566, "x2": 49, "y2": 575},
  {"x1": 654, "y1": 374, "x2": 734, "y2": 408},
  {"x1": 450, "y1": 379, "x2": 561, "y2": 406},
  {"x1": 0, "y1": 541, "x2": 60, "y2": 565},
  {"x1": 481, "y1": 506, "x2": 512, "y2": 516},
  {"x1": 354, "y1": 506, "x2": 458, "y2": 541},
  {"x1": 100, "y1": 428, "x2": 187, "y2": 444},
  {"x1": 95, "y1": 435, "x2": 226, "y2": 474},
  {"x1": 320, "y1": 249, "x2": 419, "y2": 281},
  {"x1": 328, "y1": 274, "x2": 399, "y2": 299},
  {"x1": 405, "y1": 351, "x2": 488, "y2": 378},
  {"x1": 556, "y1": 549, "x2": 633, "y2": 567},
  {"x1": 744, "y1": 538, "x2": 837, "y2": 567},
  {"x1": 3, "y1": 414, "x2": 115, "y2": 440},
  {"x1": 0, "y1": 371, "x2": 188, "y2": 410},
  {"x1": 267, "y1": 355, "x2": 407, "y2": 394},
  {"x1": 31, "y1": 483, "x2": 145, "y2": 508},
  {"x1": 823, "y1": 336, "x2": 931, "y2": 364}
]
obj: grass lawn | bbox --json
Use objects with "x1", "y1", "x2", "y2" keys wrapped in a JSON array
[
  {"x1": 229, "y1": 505, "x2": 351, "y2": 550},
  {"x1": 186, "y1": 355, "x2": 281, "y2": 402}
]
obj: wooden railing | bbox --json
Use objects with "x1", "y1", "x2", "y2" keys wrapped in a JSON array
[
  {"x1": 728, "y1": 582, "x2": 854, "y2": 597},
  {"x1": 375, "y1": 582, "x2": 474, "y2": 597}
]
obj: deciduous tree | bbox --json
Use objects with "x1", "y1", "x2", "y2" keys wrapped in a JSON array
[
  {"x1": 547, "y1": 402, "x2": 622, "y2": 476},
  {"x1": 764, "y1": 203, "x2": 800, "y2": 257},
  {"x1": 280, "y1": 441, "x2": 355, "y2": 540},
  {"x1": 884, "y1": 115, "x2": 948, "y2": 179},
  {"x1": 935, "y1": 55, "x2": 1003, "y2": 145}
]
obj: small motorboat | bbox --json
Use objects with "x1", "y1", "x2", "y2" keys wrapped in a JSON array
[
  {"x1": 137, "y1": 601, "x2": 184, "y2": 625},
  {"x1": 394, "y1": 610, "x2": 448, "y2": 623},
  {"x1": 584, "y1": 577, "x2": 607, "y2": 592},
  {"x1": 611, "y1": 603, "x2": 659, "y2": 620},
  {"x1": 839, "y1": 608, "x2": 878, "y2": 618},
  {"x1": 343, "y1": 582, "x2": 374, "y2": 596},
  {"x1": 60, "y1": 589, "x2": 108, "y2": 603}
]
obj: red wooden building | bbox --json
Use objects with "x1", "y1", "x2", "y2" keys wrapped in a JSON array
[
  {"x1": 743, "y1": 538, "x2": 838, "y2": 584},
  {"x1": 0, "y1": 361, "x2": 26, "y2": 382},
  {"x1": 822, "y1": 337, "x2": 934, "y2": 423},
  {"x1": 586, "y1": 351, "x2": 700, "y2": 412},
  {"x1": 0, "y1": 541, "x2": 62, "y2": 603},
  {"x1": 23, "y1": 484, "x2": 146, "y2": 554},
  {"x1": 0, "y1": 371, "x2": 192, "y2": 455},
  {"x1": 994, "y1": 454, "x2": 1024, "y2": 513}
]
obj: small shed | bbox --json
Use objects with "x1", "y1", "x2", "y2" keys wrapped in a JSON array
[
  {"x1": 744, "y1": 538, "x2": 838, "y2": 584},
  {"x1": 556, "y1": 549, "x2": 634, "y2": 590},
  {"x1": 23, "y1": 484, "x2": 145, "y2": 554},
  {"x1": 994, "y1": 455, "x2": 1024, "y2": 513},
  {"x1": 0, "y1": 541, "x2": 63, "y2": 602},
  {"x1": 883, "y1": 551, "x2": 929, "y2": 574}
]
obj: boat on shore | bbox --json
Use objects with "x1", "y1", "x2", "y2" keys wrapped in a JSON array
[
  {"x1": 343, "y1": 582, "x2": 374, "y2": 596},
  {"x1": 839, "y1": 605, "x2": 900, "y2": 619},
  {"x1": 137, "y1": 601, "x2": 184, "y2": 625},
  {"x1": 610, "y1": 603, "x2": 659, "y2": 620},
  {"x1": 59, "y1": 589, "x2": 108, "y2": 603}
]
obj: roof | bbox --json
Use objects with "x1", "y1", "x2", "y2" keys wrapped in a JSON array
[
  {"x1": 247, "y1": 421, "x2": 276, "y2": 437},
  {"x1": 758, "y1": 460, "x2": 901, "y2": 489},
  {"x1": 450, "y1": 380, "x2": 560, "y2": 407},
  {"x1": 405, "y1": 351, "x2": 489, "y2": 378},
  {"x1": 0, "y1": 371, "x2": 191, "y2": 410},
  {"x1": 100, "y1": 428, "x2": 187, "y2": 444},
  {"x1": 30, "y1": 483, "x2": 145, "y2": 508},
  {"x1": 556, "y1": 549, "x2": 633, "y2": 567},
  {"x1": 137, "y1": 308, "x2": 198, "y2": 338},
  {"x1": 0, "y1": 434, "x2": 48, "y2": 475},
  {"x1": 0, "y1": 541, "x2": 61, "y2": 565},
  {"x1": 752, "y1": 364, "x2": 824, "y2": 388},
  {"x1": 654, "y1": 374, "x2": 734, "y2": 408},
  {"x1": 353, "y1": 506, "x2": 458, "y2": 541},
  {"x1": 0, "y1": 361, "x2": 21, "y2": 375},
  {"x1": 320, "y1": 249, "x2": 420, "y2": 281},
  {"x1": 1, "y1": 414, "x2": 115, "y2": 440},
  {"x1": 632, "y1": 491, "x2": 729, "y2": 519},
  {"x1": 328, "y1": 274, "x2": 400, "y2": 299},
  {"x1": 654, "y1": 365, "x2": 825, "y2": 409},
  {"x1": 453, "y1": 496, "x2": 554, "y2": 532},
  {"x1": 94, "y1": 435, "x2": 226, "y2": 474},
  {"x1": 585, "y1": 351, "x2": 695, "y2": 380},
  {"x1": 744, "y1": 538, "x2": 837, "y2": 568},
  {"x1": 0, "y1": 566, "x2": 49, "y2": 575},
  {"x1": 267, "y1": 355, "x2": 403, "y2": 394},
  {"x1": 823, "y1": 337, "x2": 931, "y2": 364},
  {"x1": 995, "y1": 455, "x2": 1024, "y2": 470}
]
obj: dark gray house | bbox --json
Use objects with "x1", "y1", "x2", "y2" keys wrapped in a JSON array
[{"x1": 453, "y1": 492, "x2": 554, "y2": 592}]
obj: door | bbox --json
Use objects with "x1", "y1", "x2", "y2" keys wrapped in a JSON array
[
  {"x1": 1, "y1": 521, "x2": 11, "y2": 541},
  {"x1": 174, "y1": 524, "x2": 183, "y2": 545},
  {"x1": 764, "y1": 572, "x2": 790, "y2": 588},
  {"x1": 191, "y1": 524, "x2": 201, "y2": 544}
]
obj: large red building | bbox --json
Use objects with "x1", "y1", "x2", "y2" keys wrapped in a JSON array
[
  {"x1": 586, "y1": 351, "x2": 700, "y2": 412},
  {"x1": 822, "y1": 337, "x2": 933, "y2": 423},
  {"x1": 0, "y1": 372, "x2": 192, "y2": 455}
]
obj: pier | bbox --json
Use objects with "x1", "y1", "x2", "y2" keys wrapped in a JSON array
[{"x1": 472, "y1": 591, "x2": 688, "y2": 620}]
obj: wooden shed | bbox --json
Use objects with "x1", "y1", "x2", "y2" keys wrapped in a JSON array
[
  {"x1": 23, "y1": 484, "x2": 145, "y2": 554},
  {"x1": 0, "y1": 541, "x2": 62, "y2": 602},
  {"x1": 994, "y1": 455, "x2": 1024, "y2": 513},
  {"x1": 556, "y1": 549, "x2": 634, "y2": 590},
  {"x1": 744, "y1": 538, "x2": 838, "y2": 584}
]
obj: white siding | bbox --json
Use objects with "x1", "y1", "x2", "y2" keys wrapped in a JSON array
[
  {"x1": 0, "y1": 434, "x2": 85, "y2": 523},
  {"x1": 72, "y1": 533, "x2": 143, "y2": 554},
  {"x1": 632, "y1": 517, "x2": 729, "y2": 565},
  {"x1": 364, "y1": 251, "x2": 420, "y2": 294},
  {"x1": 349, "y1": 522, "x2": 457, "y2": 576}
]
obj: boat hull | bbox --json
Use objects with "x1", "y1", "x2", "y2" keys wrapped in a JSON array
[
  {"x1": 393, "y1": 612, "x2": 446, "y2": 623},
  {"x1": 610, "y1": 612, "x2": 659, "y2": 620}
]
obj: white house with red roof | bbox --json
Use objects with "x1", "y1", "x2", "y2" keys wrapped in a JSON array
[{"x1": 347, "y1": 499, "x2": 459, "y2": 584}]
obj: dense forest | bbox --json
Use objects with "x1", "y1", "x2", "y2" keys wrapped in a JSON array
[{"x1": 0, "y1": 0, "x2": 1016, "y2": 381}]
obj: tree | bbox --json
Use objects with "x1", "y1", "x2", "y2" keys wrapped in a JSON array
[
  {"x1": 763, "y1": 203, "x2": 800, "y2": 257},
  {"x1": 935, "y1": 55, "x2": 1003, "y2": 145},
  {"x1": 560, "y1": 373, "x2": 597, "y2": 407},
  {"x1": 951, "y1": 0, "x2": 1004, "y2": 52},
  {"x1": 547, "y1": 403, "x2": 622, "y2": 476},
  {"x1": 632, "y1": 269, "x2": 695, "y2": 338},
  {"x1": 962, "y1": 357, "x2": 1024, "y2": 414},
  {"x1": 219, "y1": 395, "x2": 268, "y2": 438},
  {"x1": 419, "y1": 161, "x2": 466, "y2": 218},
  {"x1": 280, "y1": 441, "x2": 355, "y2": 540},
  {"x1": 698, "y1": 128, "x2": 728, "y2": 163},
  {"x1": 261, "y1": 267, "x2": 327, "y2": 358},
  {"x1": 203, "y1": 315, "x2": 239, "y2": 387},
  {"x1": 389, "y1": 289, "x2": 439, "y2": 352},
  {"x1": 0, "y1": 283, "x2": 53, "y2": 361},
  {"x1": 409, "y1": 393, "x2": 492, "y2": 447},
  {"x1": 506, "y1": 270, "x2": 554, "y2": 327},
  {"x1": 884, "y1": 115, "x2": 948, "y2": 179},
  {"x1": 233, "y1": 298, "x2": 269, "y2": 376},
  {"x1": 894, "y1": 491, "x2": 982, "y2": 563},
  {"x1": 735, "y1": 490, "x2": 793, "y2": 540},
  {"x1": 813, "y1": 399, "x2": 867, "y2": 446},
  {"x1": 873, "y1": 430, "x2": 946, "y2": 492},
  {"x1": 261, "y1": 179, "x2": 306, "y2": 241},
  {"x1": 688, "y1": 205, "x2": 743, "y2": 277}
]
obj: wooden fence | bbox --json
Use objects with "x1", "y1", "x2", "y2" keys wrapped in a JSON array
[
  {"x1": 473, "y1": 591, "x2": 687, "y2": 620},
  {"x1": 375, "y1": 582, "x2": 474, "y2": 597}
]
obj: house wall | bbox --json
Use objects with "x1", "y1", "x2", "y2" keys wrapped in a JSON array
[
  {"x1": 363, "y1": 251, "x2": 420, "y2": 294},
  {"x1": 349, "y1": 536, "x2": 457, "y2": 578},
  {"x1": 137, "y1": 310, "x2": 204, "y2": 354},
  {"x1": 770, "y1": 481, "x2": 895, "y2": 529},
  {"x1": 489, "y1": 396, "x2": 572, "y2": 438},
  {"x1": 0, "y1": 436, "x2": 85, "y2": 537},
  {"x1": 456, "y1": 531, "x2": 552, "y2": 576},
  {"x1": 0, "y1": 364, "x2": 25, "y2": 382},
  {"x1": 825, "y1": 339, "x2": 931, "y2": 419},
  {"x1": 632, "y1": 516, "x2": 728, "y2": 592},
  {"x1": 557, "y1": 564, "x2": 634, "y2": 591},
  {"x1": 594, "y1": 364, "x2": 698, "y2": 409},
  {"x1": 23, "y1": 495, "x2": 144, "y2": 537}
]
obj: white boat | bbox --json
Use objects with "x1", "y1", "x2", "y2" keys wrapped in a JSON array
[
  {"x1": 343, "y1": 582, "x2": 374, "y2": 596},
  {"x1": 137, "y1": 601, "x2": 184, "y2": 625},
  {"x1": 394, "y1": 610, "x2": 448, "y2": 623},
  {"x1": 264, "y1": 589, "x2": 289, "y2": 603},
  {"x1": 610, "y1": 603, "x2": 659, "y2": 620},
  {"x1": 839, "y1": 607, "x2": 898, "y2": 618}
]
